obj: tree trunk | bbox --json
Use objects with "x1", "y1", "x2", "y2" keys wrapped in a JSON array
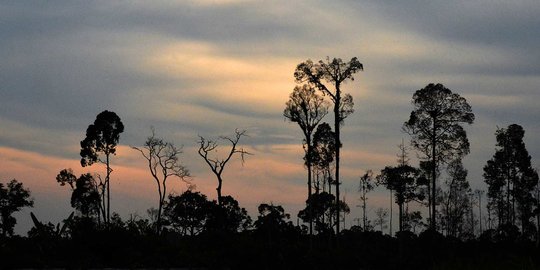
[
  {"x1": 307, "y1": 137, "x2": 313, "y2": 235},
  {"x1": 217, "y1": 175, "x2": 223, "y2": 206},
  {"x1": 398, "y1": 203, "x2": 403, "y2": 232},
  {"x1": 389, "y1": 190, "x2": 393, "y2": 236},
  {"x1": 335, "y1": 89, "x2": 341, "y2": 235},
  {"x1": 106, "y1": 153, "x2": 111, "y2": 224},
  {"x1": 431, "y1": 122, "x2": 437, "y2": 231}
]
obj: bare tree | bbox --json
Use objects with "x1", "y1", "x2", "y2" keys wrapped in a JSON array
[
  {"x1": 198, "y1": 129, "x2": 251, "y2": 205},
  {"x1": 132, "y1": 128, "x2": 190, "y2": 234}
]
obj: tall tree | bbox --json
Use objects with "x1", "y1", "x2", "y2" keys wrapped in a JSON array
[
  {"x1": 198, "y1": 129, "x2": 250, "y2": 205},
  {"x1": 358, "y1": 170, "x2": 374, "y2": 231},
  {"x1": 0, "y1": 179, "x2": 34, "y2": 237},
  {"x1": 80, "y1": 110, "x2": 124, "y2": 224},
  {"x1": 484, "y1": 124, "x2": 539, "y2": 237},
  {"x1": 403, "y1": 83, "x2": 474, "y2": 231},
  {"x1": 284, "y1": 84, "x2": 328, "y2": 235},
  {"x1": 440, "y1": 159, "x2": 472, "y2": 238},
  {"x1": 295, "y1": 57, "x2": 363, "y2": 234},
  {"x1": 132, "y1": 129, "x2": 191, "y2": 234}
]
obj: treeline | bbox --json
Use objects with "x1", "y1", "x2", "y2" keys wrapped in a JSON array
[{"x1": 0, "y1": 57, "x2": 539, "y2": 268}]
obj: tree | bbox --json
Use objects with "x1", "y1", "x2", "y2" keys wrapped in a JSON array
[
  {"x1": 132, "y1": 129, "x2": 190, "y2": 234},
  {"x1": 0, "y1": 179, "x2": 34, "y2": 237},
  {"x1": 358, "y1": 170, "x2": 374, "y2": 231},
  {"x1": 440, "y1": 159, "x2": 472, "y2": 238},
  {"x1": 284, "y1": 84, "x2": 328, "y2": 235},
  {"x1": 403, "y1": 83, "x2": 474, "y2": 231},
  {"x1": 57, "y1": 169, "x2": 102, "y2": 220},
  {"x1": 205, "y1": 195, "x2": 252, "y2": 233},
  {"x1": 197, "y1": 129, "x2": 250, "y2": 205},
  {"x1": 298, "y1": 192, "x2": 349, "y2": 234},
  {"x1": 311, "y1": 122, "x2": 336, "y2": 195},
  {"x1": 377, "y1": 165, "x2": 426, "y2": 232},
  {"x1": 164, "y1": 190, "x2": 212, "y2": 236},
  {"x1": 254, "y1": 203, "x2": 295, "y2": 240},
  {"x1": 484, "y1": 124, "x2": 539, "y2": 237},
  {"x1": 373, "y1": 208, "x2": 389, "y2": 233},
  {"x1": 80, "y1": 110, "x2": 124, "y2": 224},
  {"x1": 295, "y1": 57, "x2": 363, "y2": 234}
]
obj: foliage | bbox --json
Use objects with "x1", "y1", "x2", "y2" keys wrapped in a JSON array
[
  {"x1": 164, "y1": 190, "x2": 212, "y2": 235},
  {"x1": 403, "y1": 83, "x2": 474, "y2": 230},
  {"x1": 0, "y1": 179, "x2": 34, "y2": 237},
  {"x1": 294, "y1": 57, "x2": 363, "y2": 234},
  {"x1": 440, "y1": 159, "x2": 473, "y2": 239},
  {"x1": 57, "y1": 169, "x2": 102, "y2": 219},
  {"x1": 80, "y1": 110, "x2": 124, "y2": 224},
  {"x1": 484, "y1": 124, "x2": 539, "y2": 238},
  {"x1": 377, "y1": 165, "x2": 426, "y2": 232}
]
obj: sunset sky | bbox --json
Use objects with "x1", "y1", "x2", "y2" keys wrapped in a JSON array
[{"x1": 2, "y1": 1, "x2": 540, "y2": 234}]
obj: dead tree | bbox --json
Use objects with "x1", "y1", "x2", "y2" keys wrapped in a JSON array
[
  {"x1": 198, "y1": 129, "x2": 251, "y2": 205},
  {"x1": 132, "y1": 128, "x2": 190, "y2": 234}
]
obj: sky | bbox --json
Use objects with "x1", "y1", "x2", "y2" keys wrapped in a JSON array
[{"x1": 1, "y1": 0, "x2": 540, "y2": 235}]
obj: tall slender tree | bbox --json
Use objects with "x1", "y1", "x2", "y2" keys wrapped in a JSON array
[
  {"x1": 284, "y1": 84, "x2": 328, "y2": 235},
  {"x1": 295, "y1": 57, "x2": 363, "y2": 234},
  {"x1": 80, "y1": 110, "x2": 124, "y2": 224},
  {"x1": 358, "y1": 170, "x2": 374, "y2": 231},
  {"x1": 132, "y1": 128, "x2": 190, "y2": 234},
  {"x1": 403, "y1": 83, "x2": 474, "y2": 231}
]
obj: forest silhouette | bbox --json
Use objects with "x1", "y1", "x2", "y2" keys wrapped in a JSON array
[{"x1": 1, "y1": 58, "x2": 539, "y2": 269}]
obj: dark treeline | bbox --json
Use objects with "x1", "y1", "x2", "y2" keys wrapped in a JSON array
[{"x1": 1, "y1": 57, "x2": 540, "y2": 269}]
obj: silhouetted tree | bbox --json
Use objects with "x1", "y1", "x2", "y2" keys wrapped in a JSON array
[
  {"x1": 403, "y1": 211, "x2": 426, "y2": 234},
  {"x1": 403, "y1": 83, "x2": 474, "y2": 231},
  {"x1": 284, "y1": 84, "x2": 328, "y2": 235},
  {"x1": 132, "y1": 128, "x2": 190, "y2": 234},
  {"x1": 205, "y1": 195, "x2": 252, "y2": 233},
  {"x1": 358, "y1": 170, "x2": 374, "y2": 231},
  {"x1": 0, "y1": 179, "x2": 34, "y2": 237},
  {"x1": 198, "y1": 129, "x2": 250, "y2": 206},
  {"x1": 377, "y1": 165, "x2": 426, "y2": 232},
  {"x1": 295, "y1": 57, "x2": 363, "y2": 234},
  {"x1": 255, "y1": 203, "x2": 297, "y2": 243},
  {"x1": 164, "y1": 190, "x2": 212, "y2": 235},
  {"x1": 57, "y1": 169, "x2": 103, "y2": 221},
  {"x1": 440, "y1": 159, "x2": 472, "y2": 238},
  {"x1": 80, "y1": 110, "x2": 124, "y2": 224},
  {"x1": 298, "y1": 192, "x2": 349, "y2": 234},
  {"x1": 373, "y1": 208, "x2": 389, "y2": 233},
  {"x1": 311, "y1": 122, "x2": 336, "y2": 195},
  {"x1": 484, "y1": 124, "x2": 539, "y2": 238}
]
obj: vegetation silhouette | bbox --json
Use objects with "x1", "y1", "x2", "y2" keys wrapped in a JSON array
[
  {"x1": 284, "y1": 84, "x2": 328, "y2": 235},
  {"x1": 295, "y1": 57, "x2": 363, "y2": 234},
  {"x1": 2, "y1": 62, "x2": 540, "y2": 268},
  {"x1": 132, "y1": 128, "x2": 190, "y2": 234},
  {"x1": 197, "y1": 129, "x2": 251, "y2": 206},
  {"x1": 80, "y1": 110, "x2": 124, "y2": 224},
  {"x1": 403, "y1": 83, "x2": 475, "y2": 231}
]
